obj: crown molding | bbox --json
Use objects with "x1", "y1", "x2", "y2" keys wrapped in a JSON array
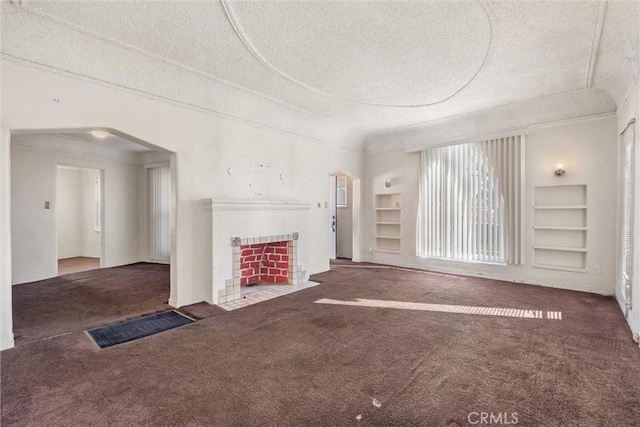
[
  {"x1": 366, "y1": 111, "x2": 616, "y2": 154},
  {"x1": 13, "y1": 3, "x2": 356, "y2": 133},
  {"x1": 2, "y1": 55, "x2": 365, "y2": 153}
]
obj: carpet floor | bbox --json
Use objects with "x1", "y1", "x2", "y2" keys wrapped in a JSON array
[
  {"x1": 2, "y1": 263, "x2": 639, "y2": 426},
  {"x1": 11, "y1": 263, "x2": 170, "y2": 345}
]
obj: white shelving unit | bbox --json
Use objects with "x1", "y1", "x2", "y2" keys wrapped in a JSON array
[
  {"x1": 533, "y1": 185, "x2": 587, "y2": 272},
  {"x1": 374, "y1": 193, "x2": 401, "y2": 253}
]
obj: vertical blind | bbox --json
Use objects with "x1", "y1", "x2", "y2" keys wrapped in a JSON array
[
  {"x1": 619, "y1": 121, "x2": 635, "y2": 312},
  {"x1": 94, "y1": 174, "x2": 101, "y2": 232},
  {"x1": 148, "y1": 165, "x2": 171, "y2": 262},
  {"x1": 417, "y1": 135, "x2": 524, "y2": 264}
]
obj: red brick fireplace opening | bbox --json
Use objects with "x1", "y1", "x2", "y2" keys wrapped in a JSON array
[
  {"x1": 222, "y1": 232, "x2": 303, "y2": 304},
  {"x1": 240, "y1": 241, "x2": 289, "y2": 285}
]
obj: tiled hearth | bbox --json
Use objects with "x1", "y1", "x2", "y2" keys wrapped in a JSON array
[
  {"x1": 219, "y1": 281, "x2": 320, "y2": 311},
  {"x1": 217, "y1": 232, "x2": 306, "y2": 304}
]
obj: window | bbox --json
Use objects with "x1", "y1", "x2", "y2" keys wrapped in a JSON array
[
  {"x1": 417, "y1": 135, "x2": 524, "y2": 264},
  {"x1": 94, "y1": 174, "x2": 101, "y2": 232},
  {"x1": 336, "y1": 175, "x2": 348, "y2": 208},
  {"x1": 148, "y1": 165, "x2": 171, "y2": 262},
  {"x1": 619, "y1": 120, "x2": 635, "y2": 313}
]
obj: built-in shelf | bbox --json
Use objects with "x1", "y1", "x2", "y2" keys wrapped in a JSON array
[
  {"x1": 533, "y1": 185, "x2": 588, "y2": 272},
  {"x1": 533, "y1": 245, "x2": 587, "y2": 252},
  {"x1": 375, "y1": 193, "x2": 402, "y2": 253}
]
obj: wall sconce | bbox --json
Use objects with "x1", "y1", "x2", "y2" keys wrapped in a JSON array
[
  {"x1": 554, "y1": 163, "x2": 565, "y2": 177},
  {"x1": 384, "y1": 178, "x2": 391, "y2": 188}
]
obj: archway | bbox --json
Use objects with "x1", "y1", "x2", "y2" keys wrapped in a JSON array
[{"x1": 1, "y1": 127, "x2": 178, "y2": 349}]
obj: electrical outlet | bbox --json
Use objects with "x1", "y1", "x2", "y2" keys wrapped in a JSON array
[
  {"x1": 593, "y1": 265, "x2": 601, "y2": 275},
  {"x1": 255, "y1": 191, "x2": 263, "y2": 197}
]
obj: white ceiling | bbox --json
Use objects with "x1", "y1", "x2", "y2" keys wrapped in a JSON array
[{"x1": 17, "y1": 0, "x2": 640, "y2": 136}]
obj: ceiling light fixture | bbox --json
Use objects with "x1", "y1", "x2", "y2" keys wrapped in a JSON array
[{"x1": 90, "y1": 130, "x2": 110, "y2": 139}]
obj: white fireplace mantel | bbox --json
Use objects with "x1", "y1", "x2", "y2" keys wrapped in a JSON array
[
  {"x1": 202, "y1": 199, "x2": 311, "y2": 212},
  {"x1": 202, "y1": 198, "x2": 311, "y2": 304}
]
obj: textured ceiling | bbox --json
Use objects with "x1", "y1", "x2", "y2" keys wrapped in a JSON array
[
  {"x1": 224, "y1": 1, "x2": 492, "y2": 106},
  {"x1": 14, "y1": 0, "x2": 640, "y2": 136}
]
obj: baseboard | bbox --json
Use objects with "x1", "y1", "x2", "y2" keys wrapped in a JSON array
[
  {"x1": 360, "y1": 257, "x2": 615, "y2": 296},
  {"x1": 146, "y1": 259, "x2": 170, "y2": 265},
  {"x1": 168, "y1": 298, "x2": 177, "y2": 308},
  {"x1": 1, "y1": 333, "x2": 15, "y2": 351}
]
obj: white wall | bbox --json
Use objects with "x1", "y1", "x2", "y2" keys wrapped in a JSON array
[
  {"x1": 336, "y1": 176, "x2": 353, "y2": 258},
  {"x1": 2, "y1": 62, "x2": 363, "y2": 309},
  {"x1": 364, "y1": 115, "x2": 618, "y2": 296},
  {"x1": 616, "y1": 81, "x2": 640, "y2": 339},
  {"x1": 11, "y1": 136, "x2": 144, "y2": 284},
  {"x1": 56, "y1": 168, "x2": 83, "y2": 259}
]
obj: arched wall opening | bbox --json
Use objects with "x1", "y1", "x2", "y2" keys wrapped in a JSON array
[{"x1": 1, "y1": 127, "x2": 178, "y2": 350}]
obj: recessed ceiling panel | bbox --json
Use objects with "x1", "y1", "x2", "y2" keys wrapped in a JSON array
[{"x1": 225, "y1": 1, "x2": 492, "y2": 107}]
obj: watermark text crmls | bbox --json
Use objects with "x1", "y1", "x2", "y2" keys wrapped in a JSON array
[{"x1": 468, "y1": 412, "x2": 519, "y2": 425}]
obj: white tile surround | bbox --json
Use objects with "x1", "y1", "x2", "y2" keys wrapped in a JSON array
[
  {"x1": 202, "y1": 199, "x2": 311, "y2": 304},
  {"x1": 219, "y1": 281, "x2": 320, "y2": 311}
]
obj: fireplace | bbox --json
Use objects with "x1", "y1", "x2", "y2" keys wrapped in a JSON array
[
  {"x1": 239, "y1": 241, "x2": 289, "y2": 284},
  {"x1": 224, "y1": 232, "x2": 303, "y2": 303},
  {"x1": 203, "y1": 199, "x2": 311, "y2": 304}
]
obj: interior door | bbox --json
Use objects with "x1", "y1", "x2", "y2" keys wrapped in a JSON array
[{"x1": 329, "y1": 175, "x2": 337, "y2": 260}]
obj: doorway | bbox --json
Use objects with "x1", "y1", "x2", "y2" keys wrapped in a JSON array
[
  {"x1": 329, "y1": 171, "x2": 362, "y2": 262},
  {"x1": 56, "y1": 165, "x2": 103, "y2": 275}
]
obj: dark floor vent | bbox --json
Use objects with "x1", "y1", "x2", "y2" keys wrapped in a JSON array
[{"x1": 87, "y1": 310, "x2": 194, "y2": 349}]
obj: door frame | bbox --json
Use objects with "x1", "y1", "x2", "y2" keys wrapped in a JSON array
[
  {"x1": 329, "y1": 171, "x2": 362, "y2": 263},
  {"x1": 54, "y1": 164, "x2": 105, "y2": 271}
]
